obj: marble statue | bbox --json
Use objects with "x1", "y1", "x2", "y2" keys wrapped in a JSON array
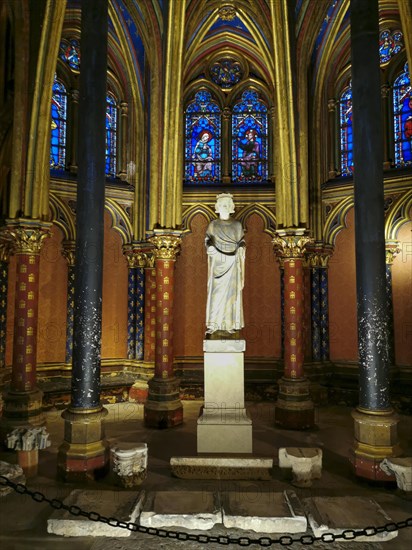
[{"x1": 205, "y1": 193, "x2": 245, "y2": 335}]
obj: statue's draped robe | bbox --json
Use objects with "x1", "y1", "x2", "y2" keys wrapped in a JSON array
[{"x1": 205, "y1": 218, "x2": 245, "y2": 333}]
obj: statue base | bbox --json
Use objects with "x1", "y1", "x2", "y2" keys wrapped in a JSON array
[{"x1": 197, "y1": 339, "x2": 252, "y2": 454}]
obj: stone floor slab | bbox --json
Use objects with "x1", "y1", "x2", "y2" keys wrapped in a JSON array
[
  {"x1": 222, "y1": 490, "x2": 307, "y2": 533},
  {"x1": 303, "y1": 496, "x2": 398, "y2": 543},
  {"x1": 139, "y1": 491, "x2": 221, "y2": 530},
  {"x1": 47, "y1": 489, "x2": 144, "y2": 537},
  {"x1": 170, "y1": 456, "x2": 273, "y2": 480}
]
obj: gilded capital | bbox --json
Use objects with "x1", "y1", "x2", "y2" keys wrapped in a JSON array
[
  {"x1": 272, "y1": 230, "x2": 312, "y2": 259},
  {"x1": 123, "y1": 242, "x2": 154, "y2": 268},
  {"x1": 120, "y1": 101, "x2": 128, "y2": 116},
  {"x1": 306, "y1": 244, "x2": 334, "y2": 268},
  {"x1": 4, "y1": 220, "x2": 51, "y2": 255},
  {"x1": 381, "y1": 84, "x2": 390, "y2": 99},
  {"x1": 218, "y1": 4, "x2": 236, "y2": 21},
  {"x1": 0, "y1": 238, "x2": 13, "y2": 262},
  {"x1": 62, "y1": 240, "x2": 76, "y2": 267},
  {"x1": 385, "y1": 241, "x2": 401, "y2": 265},
  {"x1": 327, "y1": 99, "x2": 337, "y2": 112},
  {"x1": 148, "y1": 232, "x2": 182, "y2": 261}
]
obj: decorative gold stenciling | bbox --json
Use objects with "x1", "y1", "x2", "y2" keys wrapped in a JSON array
[
  {"x1": 289, "y1": 275, "x2": 295, "y2": 284},
  {"x1": 290, "y1": 354, "x2": 296, "y2": 363},
  {"x1": 163, "y1": 292, "x2": 169, "y2": 300},
  {"x1": 19, "y1": 300, "x2": 26, "y2": 309},
  {"x1": 164, "y1": 276, "x2": 170, "y2": 285},
  {"x1": 290, "y1": 291, "x2": 295, "y2": 299},
  {"x1": 20, "y1": 283, "x2": 26, "y2": 291},
  {"x1": 148, "y1": 234, "x2": 181, "y2": 261},
  {"x1": 150, "y1": 330, "x2": 155, "y2": 337},
  {"x1": 17, "y1": 355, "x2": 24, "y2": 363},
  {"x1": 18, "y1": 318, "x2": 25, "y2": 327},
  {"x1": 25, "y1": 364, "x2": 32, "y2": 372},
  {"x1": 385, "y1": 241, "x2": 401, "y2": 265},
  {"x1": 29, "y1": 256, "x2": 35, "y2": 264},
  {"x1": 163, "y1": 323, "x2": 169, "y2": 332},
  {"x1": 291, "y1": 338, "x2": 296, "y2": 346},
  {"x1": 290, "y1": 306, "x2": 296, "y2": 315},
  {"x1": 162, "y1": 369, "x2": 168, "y2": 378},
  {"x1": 28, "y1": 291, "x2": 34, "y2": 300},
  {"x1": 163, "y1": 307, "x2": 169, "y2": 315},
  {"x1": 162, "y1": 354, "x2": 168, "y2": 363},
  {"x1": 163, "y1": 339, "x2": 169, "y2": 347},
  {"x1": 28, "y1": 309, "x2": 34, "y2": 318},
  {"x1": 151, "y1": 306, "x2": 156, "y2": 313},
  {"x1": 306, "y1": 244, "x2": 334, "y2": 268},
  {"x1": 4, "y1": 221, "x2": 51, "y2": 255},
  {"x1": 151, "y1": 318, "x2": 155, "y2": 325},
  {"x1": 26, "y1": 345, "x2": 33, "y2": 354},
  {"x1": 20, "y1": 264, "x2": 27, "y2": 273},
  {"x1": 290, "y1": 323, "x2": 296, "y2": 330},
  {"x1": 28, "y1": 273, "x2": 35, "y2": 283},
  {"x1": 17, "y1": 336, "x2": 24, "y2": 345},
  {"x1": 218, "y1": 4, "x2": 236, "y2": 21}
]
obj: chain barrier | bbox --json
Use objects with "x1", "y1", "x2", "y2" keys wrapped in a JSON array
[{"x1": 1, "y1": 475, "x2": 411, "y2": 546}]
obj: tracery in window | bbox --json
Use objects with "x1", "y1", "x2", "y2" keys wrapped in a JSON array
[
  {"x1": 379, "y1": 29, "x2": 403, "y2": 66},
  {"x1": 185, "y1": 90, "x2": 221, "y2": 184},
  {"x1": 50, "y1": 76, "x2": 67, "y2": 170},
  {"x1": 232, "y1": 90, "x2": 268, "y2": 183},
  {"x1": 106, "y1": 92, "x2": 118, "y2": 177},
  {"x1": 393, "y1": 62, "x2": 412, "y2": 168},
  {"x1": 339, "y1": 86, "x2": 353, "y2": 176}
]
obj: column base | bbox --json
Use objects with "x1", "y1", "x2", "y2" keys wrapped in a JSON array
[
  {"x1": 275, "y1": 377, "x2": 315, "y2": 430},
  {"x1": 144, "y1": 377, "x2": 183, "y2": 428},
  {"x1": 0, "y1": 388, "x2": 45, "y2": 442},
  {"x1": 57, "y1": 407, "x2": 110, "y2": 482},
  {"x1": 350, "y1": 408, "x2": 401, "y2": 481}
]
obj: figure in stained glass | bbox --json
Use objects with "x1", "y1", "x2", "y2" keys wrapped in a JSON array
[
  {"x1": 185, "y1": 90, "x2": 221, "y2": 183},
  {"x1": 232, "y1": 90, "x2": 268, "y2": 183},
  {"x1": 393, "y1": 63, "x2": 412, "y2": 167},
  {"x1": 106, "y1": 93, "x2": 117, "y2": 176},
  {"x1": 59, "y1": 39, "x2": 81, "y2": 72},
  {"x1": 339, "y1": 86, "x2": 353, "y2": 176},
  {"x1": 193, "y1": 130, "x2": 214, "y2": 176}
]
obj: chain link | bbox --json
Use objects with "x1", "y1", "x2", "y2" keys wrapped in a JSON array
[{"x1": 1, "y1": 475, "x2": 411, "y2": 546}]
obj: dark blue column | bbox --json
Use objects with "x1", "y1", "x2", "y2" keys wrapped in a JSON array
[
  {"x1": 0, "y1": 251, "x2": 9, "y2": 368},
  {"x1": 311, "y1": 268, "x2": 321, "y2": 361},
  {"x1": 320, "y1": 267, "x2": 330, "y2": 361},
  {"x1": 127, "y1": 265, "x2": 137, "y2": 359},
  {"x1": 62, "y1": 242, "x2": 75, "y2": 364},
  {"x1": 135, "y1": 266, "x2": 145, "y2": 360}
]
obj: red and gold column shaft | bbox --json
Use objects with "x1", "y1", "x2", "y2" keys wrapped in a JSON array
[
  {"x1": 144, "y1": 260, "x2": 156, "y2": 364},
  {"x1": 155, "y1": 257, "x2": 175, "y2": 378},
  {"x1": 6, "y1": 221, "x2": 51, "y2": 392},
  {"x1": 283, "y1": 257, "x2": 304, "y2": 379}
]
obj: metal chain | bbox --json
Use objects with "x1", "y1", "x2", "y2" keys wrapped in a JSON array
[{"x1": 1, "y1": 475, "x2": 411, "y2": 546}]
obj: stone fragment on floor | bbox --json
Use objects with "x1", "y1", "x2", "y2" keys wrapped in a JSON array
[
  {"x1": 170, "y1": 456, "x2": 273, "y2": 479},
  {"x1": 47, "y1": 489, "x2": 144, "y2": 537},
  {"x1": 303, "y1": 496, "x2": 398, "y2": 543},
  {"x1": 139, "y1": 491, "x2": 221, "y2": 530},
  {"x1": 278, "y1": 447, "x2": 322, "y2": 487},
  {"x1": 0, "y1": 460, "x2": 25, "y2": 497},
  {"x1": 222, "y1": 489, "x2": 307, "y2": 533},
  {"x1": 380, "y1": 457, "x2": 412, "y2": 492}
]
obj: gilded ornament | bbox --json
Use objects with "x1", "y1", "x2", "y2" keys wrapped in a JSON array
[
  {"x1": 163, "y1": 292, "x2": 169, "y2": 300},
  {"x1": 163, "y1": 339, "x2": 169, "y2": 347},
  {"x1": 62, "y1": 242, "x2": 76, "y2": 267},
  {"x1": 18, "y1": 318, "x2": 25, "y2": 327},
  {"x1": 28, "y1": 273, "x2": 35, "y2": 283},
  {"x1": 291, "y1": 338, "x2": 296, "y2": 346},
  {"x1": 26, "y1": 345, "x2": 33, "y2": 354},
  {"x1": 18, "y1": 355, "x2": 24, "y2": 363},
  {"x1": 289, "y1": 275, "x2": 295, "y2": 283},
  {"x1": 385, "y1": 242, "x2": 401, "y2": 265},
  {"x1": 151, "y1": 318, "x2": 155, "y2": 325},
  {"x1": 290, "y1": 323, "x2": 296, "y2": 330},
  {"x1": 162, "y1": 355, "x2": 168, "y2": 363},
  {"x1": 20, "y1": 283, "x2": 26, "y2": 291},
  {"x1": 163, "y1": 307, "x2": 169, "y2": 315},
  {"x1": 151, "y1": 306, "x2": 156, "y2": 313},
  {"x1": 164, "y1": 276, "x2": 170, "y2": 285},
  {"x1": 148, "y1": 234, "x2": 181, "y2": 261},
  {"x1": 3, "y1": 221, "x2": 51, "y2": 255},
  {"x1": 290, "y1": 306, "x2": 296, "y2": 314},
  {"x1": 19, "y1": 300, "x2": 26, "y2": 309},
  {"x1": 163, "y1": 323, "x2": 169, "y2": 331},
  {"x1": 150, "y1": 330, "x2": 155, "y2": 337},
  {"x1": 20, "y1": 265, "x2": 27, "y2": 273},
  {"x1": 28, "y1": 291, "x2": 34, "y2": 300},
  {"x1": 290, "y1": 354, "x2": 296, "y2": 363},
  {"x1": 29, "y1": 256, "x2": 35, "y2": 264},
  {"x1": 162, "y1": 369, "x2": 168, "y2": 378},
  {"x1": 218, "y1": 5, "x2": 236, "y2": 21},
  {"x1": 290, "y1": 291, "x2": 295, "y2": 299},
  {"x1": 17, "y1": 336, "x2": 24, "y2": 345},
  {"x1": 272, "y1": 232, "x2": 312, "y2": 259},
  {"x1": 25, "y1": 364, "x2": 32, "y2": 372},
  {"x1": 28, "y1": 309, "x2": 34, "y2": 318}
]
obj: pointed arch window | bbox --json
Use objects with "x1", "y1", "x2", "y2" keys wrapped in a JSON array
[
  {"x1": 106, "y1": 92, "x2": 118, "y2": 177},
  {"x1": 185, "y1": 90, "x2": 221, "y2": 183},
  {"x1": 339, "y1": 86, "x2": 353, "y2": 176},
  {"x1": 50, "y1": 76, "x2": 67, "y2": 170},
  {"x1": 232, "y1": 89, "x2": 268, "y2": 183},
  {"x1": 393, "y1": 62, "x2": 412, "y2": 168}
]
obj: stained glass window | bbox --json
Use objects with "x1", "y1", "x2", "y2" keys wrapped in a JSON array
[
  {"x1": 232, "y1": 90, "x2": 268, "y2": 183},
  {"x1": 339, "y1": 86, "x2": 353, "y2": 176},
  {"x1": 210, "y1": 58, "x2": 243, "y2": 89},
  {"x1": 185, "y1": 90, "x2": 221, "y2": 184},
  {"x1": 106, "y1": 93, "x2": 118, "y2": 177},
  {"x1": 59, "y1": 38, "x2": 81, "y2": 72},
  {"x1": 379, "y1": 30, "x2": 403, "y2": 66},
  {"x1": 393, "y1": 63, "x2": 412, "y2": 168},
  {"x1": 50, "y1": 76, "x2": 67, "y2": 170}
]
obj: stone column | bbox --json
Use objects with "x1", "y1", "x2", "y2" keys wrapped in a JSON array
[
  {"x1": 381, "y1": 84, "x2": 391, "y2": 170},
  {"x1": 0, "y1": 220, "x2": 51, "y2": 438},
  {"x1": 69, "y1": 89, "x2": 79, "y2": 174},
  {"x1": 385, "y1": 242, "x2": 400, "y2": 368},
  {"x1": 144, "y1": 231, "x2": 183, "y2": 428},
  {"x1": 57, "y1": 0, "x2": 109, "y2": 481},
  {"x1": 0, "y1": 241, "x2": 11, "y2": 368},
  {"x1": 307, "y1": 245, "x2": 333, "y2": 362},
  {"x1": 62, "y1": 241, "x2": 75, "y2": 364},
  {"x1": 143, "y1": 255, "x2": 156, "y2": 365},
  {"x1": 118, "y1": 101, "x2": 128, "y2": 180},
  {"x1": 350, "y1": 0, "x2": 400, "y2": 480},
  {"x1": 222, "y1": 107, "x2": 231, "y2": 184},
  {"x1": 279, "y1": 258, "x2": 285, "y2": 359},
  {"x1": 273, "y1": 230, "x2": 314, "y2": 429},
  {"x1": 327, "y1": 99, "x2": 337, "y2": 179}
]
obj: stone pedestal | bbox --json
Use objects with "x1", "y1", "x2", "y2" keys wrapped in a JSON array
[{"x1": 197, "y1": 339, "x2": 252, "y2": 453}]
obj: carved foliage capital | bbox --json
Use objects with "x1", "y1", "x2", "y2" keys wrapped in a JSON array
[
  {"x1": 4, "y1": 220, "x2": 51, "y2": 255},
  {"x1": 148, "y1": 234, "x2": 181, "y2": 261},
  {"x1": 62, "y1": 240, "x2": 76, "y2": 266},
  {"x1": 385, "y1": 241, "x2": 401, "y2": 265},
  {"x1": 272, "y1": 231, "x2": 312, "y2": 259},
  {"x1": 123, "y1": 243, "x2": 155, "y2": 268},
  {"x1": 306, "y1": 245, "x2": 334, "y2": 268},
  {"x1": 327, "y1": 98, "x2": 337, "y2": 112},
  {"x1": 218, "y1": 5, "x2": 236, "y2": 21}
]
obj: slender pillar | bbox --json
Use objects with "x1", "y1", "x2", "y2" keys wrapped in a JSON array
[
  {"x1": 62, "y1": 241, "x2": 75, "y2": 364},
  {"x1": 118, "y1": 101, "x2": 128, "y2": 180},
  {"x1": 69, "y1": 89, "x2": 79, "y2": 174},
  {"x1": 273, "y1": 230, "x2": 314, "y2": 429},
  {"x1": 327, "y1": 99, "x2": 337, "y2": 179},
  {"x1": 350, "y1": 0, "x2": 400, "y2": 480},
  {"x1": 222, "y1": 107, "x2": 231, "y2": 184},
  {"x1": 381, "y1": 84, "x2": 391, "y2": 170},
  {"x1": 144, "y1": 231, "x2": 183, "y2": 429},
  {"x1": 0, "y1": 221, "x2": 51, "y2": 438},
  {"x1": 385, "y1": 242, "x2": 400, "y2": 367},
  {"x1": 143, "y1": 256, "x2": 156, "y2": 365},
  {"x1": 303, "y1": 258, "x2": 312, "y2": 361},
  {"x1": 58, "y1": 0, "x2": 109, "y2": 481},
  {"x1": 0, "y1": 242, "x2": 11, "y2": 368},
  {"x1": 279, "y1": 258, "x2": 285, "y2": 359}
]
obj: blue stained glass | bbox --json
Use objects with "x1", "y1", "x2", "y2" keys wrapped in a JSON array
[
  {"x1": 232, "y1": 90, "x2": 268, "y2": 183},
  {"x1": 185, "y1": 90, "x2": 221, "y2": 183},
  {"x1": 379, "y1": 30, "x2": 403, "y2": 66},
  {"x1": 106, "y1": 93, "x2": 117, "y2": 177},
  {"x1": 339, "y1": 86, "x2": 353, "y2": 176},
  {"x1": 393, "y1": 63, "x2": 412, "y2": 167},
  {"x1": 59, "y1": 39, "x2": 80, "y2": 72},
  {"x1": 210, "y1": 58, "x2": 243, "y2": 89},
  {"x1": 50, "y1": 76, "x2": 67, "y2": 170}
]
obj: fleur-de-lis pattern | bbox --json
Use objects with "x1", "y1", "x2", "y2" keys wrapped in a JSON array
[
  {"x1": 65, "y1": 265, "x2": 75, "y2": 363},
  {"x1": 0, "y1": 260, "x2": 8, "y2": 368}
]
